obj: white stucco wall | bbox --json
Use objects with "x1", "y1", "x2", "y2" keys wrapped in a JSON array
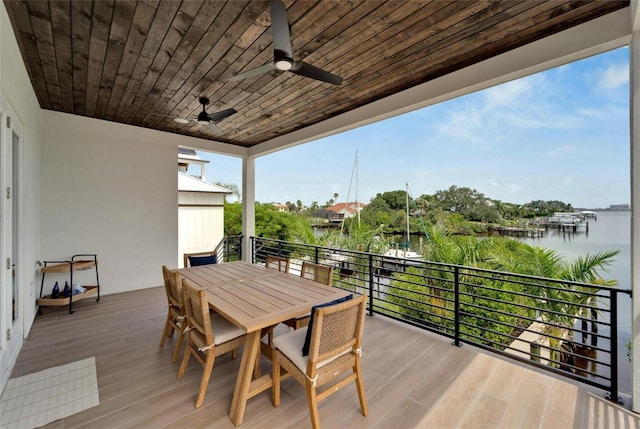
[{"x1": 40, "y1": 111, "x2": 178, "y2": 294}]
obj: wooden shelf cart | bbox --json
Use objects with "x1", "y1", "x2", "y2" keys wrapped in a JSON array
[{"x1": 37, "y1": 254, "x2": 100, "y2": 314}]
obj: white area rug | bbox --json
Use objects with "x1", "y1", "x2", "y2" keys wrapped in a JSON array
[{"x1": 0, "y1": 357, "x2": 99, "y2": 428}]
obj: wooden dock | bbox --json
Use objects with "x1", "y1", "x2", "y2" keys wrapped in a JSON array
[
  {"x1": 493, "y1": 226, "x2": 545, "y2": 238},
  {"x1": 535, "y1": 219, "x2": 589, "y2": 233}
]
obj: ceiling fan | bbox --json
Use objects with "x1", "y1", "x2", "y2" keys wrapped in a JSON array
[
  {"x1": 151, "y1": 97, "x2": 236, "y2": 134},
  {"x1": 227, "y1": 0, "x2": 342, "y2": 85}
]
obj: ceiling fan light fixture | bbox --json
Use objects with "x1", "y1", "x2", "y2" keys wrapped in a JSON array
[
  {"x1": 275, "y1": 58, "x2": 293, "y2": 71},
  {"x1": 173, "y1": 118, "x2": 190, "y2": 124}
]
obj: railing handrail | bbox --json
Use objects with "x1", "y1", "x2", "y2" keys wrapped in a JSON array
[
  {"x1": 250, "y1": 236, "x2": 631, "y2": 295},
  {"x1": 248, "y1": 235, "x2": 629, "y2": 404}
]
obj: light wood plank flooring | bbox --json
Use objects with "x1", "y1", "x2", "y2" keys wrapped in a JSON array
[{"x1": 9, "y1": 286, "x2": 640, "y2": 428}]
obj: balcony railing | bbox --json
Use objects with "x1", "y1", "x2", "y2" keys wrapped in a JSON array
[
  {"x1": 219, "y1": 235, "x2": 631, "y2": 403},
  {"x1": 214, "y1": 234, "x2": 243, "y2": 262}
]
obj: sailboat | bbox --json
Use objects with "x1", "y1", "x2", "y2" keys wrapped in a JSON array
[{"x1": 384, "y1": 183, "x2": 421, "y2": 259}]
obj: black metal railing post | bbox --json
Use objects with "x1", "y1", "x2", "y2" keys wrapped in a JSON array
[
  {"x1": 250, "y1": 236, "x2": 254, "y2": 264},
  {"x1": 608, "y1": 289, "x2": 621, "y2": 403},
  {"x1": 314, "y1": 246, "x2": 319, "y2": 264},
  {"x1": 453, "y1": 266, "x2": 461, "y2": 347},
  {"x1": 368, "y1": 254, "x2": 374, "y2": 316}
]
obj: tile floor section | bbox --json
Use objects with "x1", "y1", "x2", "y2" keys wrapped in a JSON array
[{"x1": 0, "y1": 357, "x2": 99, "y2": 428}]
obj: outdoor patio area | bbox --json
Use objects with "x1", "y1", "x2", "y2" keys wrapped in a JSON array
[{"x1": 6, "y1": 281, "x2": 639, "y2": 429}]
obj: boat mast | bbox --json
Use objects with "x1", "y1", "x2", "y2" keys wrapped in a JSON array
[
  {"x1": 341, "y1": 151, "x2": 359, "y2": 236},
  {"x1": 406, "y1": 182, "x2": 410, "y2": 248}
]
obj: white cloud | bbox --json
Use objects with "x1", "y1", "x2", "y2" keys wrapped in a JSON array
[
  {"x1": 545, "y1": 144, "x2": 578, "y2": 159},
  {"x1": 483, "y1": 75, "x2": 541, "y2": 107},
  {"x1": 597, "y1": 63, "x2": 628, "y2": 91}
]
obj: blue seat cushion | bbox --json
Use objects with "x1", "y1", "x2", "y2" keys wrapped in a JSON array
[
  {"x1": 302, "y1": 294, "x2": 353, "y2": 356},
  {"x1": 188, "y1": 254, "x2": 217, "y2": 267}
]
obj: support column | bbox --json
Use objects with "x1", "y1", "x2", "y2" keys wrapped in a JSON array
[
  {"x1": 632, "y1": 31, "x2": 640, "y2": 414},
  {"x1": 241, "y1": 156, "x2": 255, "y2": 262}
]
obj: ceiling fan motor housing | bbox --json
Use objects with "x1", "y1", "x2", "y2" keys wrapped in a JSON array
[
  {"x1": 197, "y1": 111, "x2": 211, "y2": 124},
  {"x1": 197, "y1": 97, "x2": 211, "y2": 124}
]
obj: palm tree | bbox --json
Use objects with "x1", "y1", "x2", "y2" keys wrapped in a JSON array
[
  {"x1": 216, "y1": 182, "x2": 240, "y2": 202},
  {"x1": 489, "y1": 244, "x2": 619, "y2": 367}
]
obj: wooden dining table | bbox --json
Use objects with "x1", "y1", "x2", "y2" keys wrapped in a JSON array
[{"x1": 176, "y1": 260, "x2": 351, "y2": 425}]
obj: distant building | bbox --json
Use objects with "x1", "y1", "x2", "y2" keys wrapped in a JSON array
[
  {"x1": 272, "y1": 203, "x2": 288, "y2": 212},
  {"x1": 178, "y1": 149, "x2": 231, "y2": 267},
  {"x1": 313, "y1": 209, "x2": 344, "y2": 224},
  {"x1": 325, "y1": 202, "x2": 367, "y2": 218},
  {"x1": 178, "y1": 147, "x2": 209, "y2": 180},
  {"x1": 609, "y1": 204, "x2": 630, "y2": 210}
]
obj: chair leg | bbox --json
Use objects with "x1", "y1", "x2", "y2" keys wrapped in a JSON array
[
  {"x1": 272, "y1": 352, "x2": 281, "y2": 407},
  {"x1": 306, "y1": 381, "x2": 321, "y2": 429},
  {"x1": 195, "y1": 351, "x2": 215, "y2": 408},
  {"x1": 177, "y1": 343, "x2": 191, "y2": 381},
  {"x1": 171, "y1": 323, "x2": 185, "y2": 363},
  {"x1": 354, "y1": 360, "x2": 368, "y2": 416},
  {"x1": 159, "y1": 311, "x2": 173, "y2": 346},
  {"x1": 253, "y1": 351, "x2": 261, "y2": 379}
]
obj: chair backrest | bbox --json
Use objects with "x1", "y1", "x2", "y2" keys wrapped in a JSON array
[
  {"x1": 184, "y1": 251, "x2": 217, "y2": 267},
  {"x1": 306, "y1": 294, "x2": 366, "y2": 365},
  {"x1": 181, "y1": 279, "x2": 213, "y2": 350},
  {"x1": 162, "y1": 265, "x2": 183, "y2": 309},
  {"x1": 265, "y1": 255, "x2": 290, "y2": 273},
  {"x1": 300, "y1": 261, "x2": 334, "y2": 285}
]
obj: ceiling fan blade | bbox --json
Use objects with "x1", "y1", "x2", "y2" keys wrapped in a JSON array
[
  {"x1": 270, "y1": 0, "x2": 292, "y2": 61},
  {"x1": 227, "y1": 63, "x2": 276, "y2": 81},
  {"x1": 150, "y1": 112, "x2": 193, "y2": 124},
  {"x1": 206, "y1": 122, "x2": 224, "y2": 134},
  {"x1": 206, "y1": 108, "x2": 237, "y2": 122},
  {"x1": 291, "y1": 61, "x2": 343, "y2": 85}
]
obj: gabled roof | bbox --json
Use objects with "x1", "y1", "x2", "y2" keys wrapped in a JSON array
[
  {"x1": 178, "y1": 172, "x2": 232, "y2": 194},
  {"x1": 326, "y1": 202, "x2": 367, "y2": 215}
]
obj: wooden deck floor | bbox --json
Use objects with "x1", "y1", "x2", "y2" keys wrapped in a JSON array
[{"x1": 9, "y1": 285, "x2": 640, "y2": 429}]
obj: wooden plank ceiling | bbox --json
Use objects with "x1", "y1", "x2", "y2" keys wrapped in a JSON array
[{"x1": 4, "y1": 0, "x2": 629, "y2": 148}]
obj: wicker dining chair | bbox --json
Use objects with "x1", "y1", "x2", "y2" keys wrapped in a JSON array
[
  {"x1": 265, "y1": 255, "x2": 290, "y2": 273},
  {"x1": 264, "y1": 255, "x2": 291, "y2": 346},
  {"x1": 283, "y1": 261, "x2": 335, "y2": 330},
  {"x1": 159, "y1": 265, "x2": 187, "y2": 363},
  {"x1": 272, "y1": 294, "x2": 368, "y2": 429},
  {"x1": 177, "y1": 279, "x2": 246, "y2": 408},
  {"x1": 183, "y1": 251, "x2": 217, "y2": 268}
]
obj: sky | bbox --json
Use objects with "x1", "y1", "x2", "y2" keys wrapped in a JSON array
[{"x1": 191, "y1": 46, "x2": 630, "y2": 209}]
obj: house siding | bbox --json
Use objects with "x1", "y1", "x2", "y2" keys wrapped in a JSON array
[{"x1": 178, "y1": 191, "x2": 225, "y2": 267}]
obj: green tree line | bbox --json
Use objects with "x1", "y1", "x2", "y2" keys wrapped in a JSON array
[{"x1": 223, "y1": 184, "x2": 575, "y2": 242}]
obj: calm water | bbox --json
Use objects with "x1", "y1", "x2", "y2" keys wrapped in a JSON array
[{"x1": 518, "y1": 211, "x2": 632, "y2": 394}]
